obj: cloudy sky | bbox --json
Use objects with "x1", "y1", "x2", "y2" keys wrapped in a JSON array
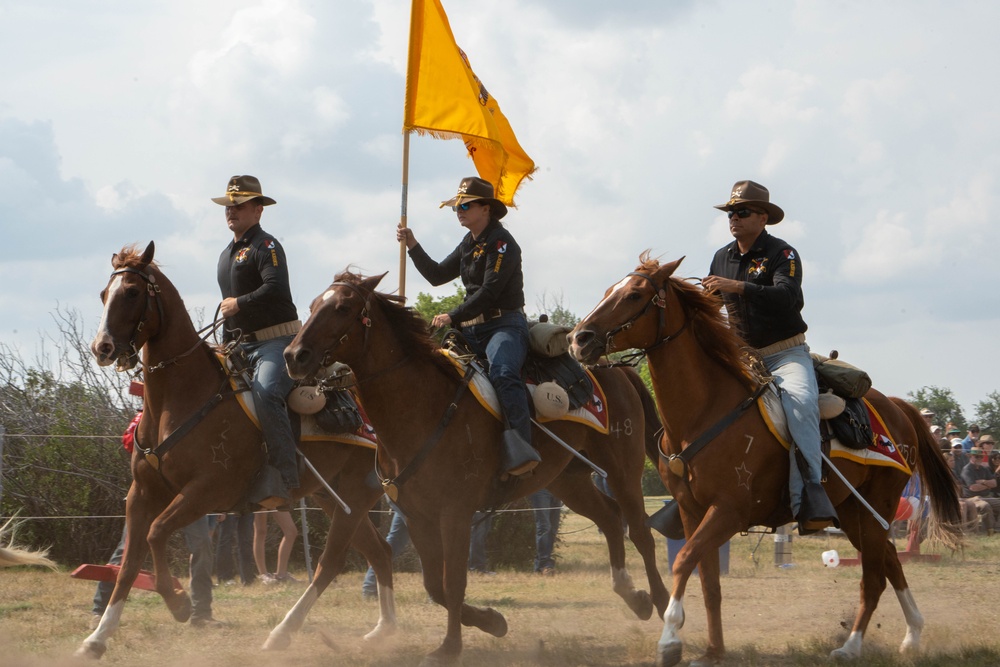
[{"x1": 1, "y1": 1, "x2": 997, "y2": 417}]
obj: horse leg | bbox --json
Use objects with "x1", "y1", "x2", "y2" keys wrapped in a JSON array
[
  {"x1": 830, "y1": 496, "x2": 894, "y2": 661},
  {"x1": 547, "y1": 467, "x2": 654, "y2": 620},
  {"x1": 600, "y1": 454, "x2": 669, "y2": 618},
  {"x1": 354, "y1": 515, "x2": 399, "y2": 641},
  {"x1": 145, "y1": 496, "x2": 212, "y2": 622},
  {"x1": 75, "y1": 492, "x2": 156, "y2": 659},
  {"x1": 263, "y1": 463, "x2": 388, "y2": 650},
  {"x1": 884, "y1": 539, "x2": 923, "y2": 655},
  {"x1": 657, "y1": 506, "x2": 736, "y2": 667}
]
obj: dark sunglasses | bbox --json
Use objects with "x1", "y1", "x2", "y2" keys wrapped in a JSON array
[
  {"x1": 727, "y1": 208, "x2": 759, "y2": 219},
  {"x1": 452, "y1": 201, "x2": 480, "y2": 212}
]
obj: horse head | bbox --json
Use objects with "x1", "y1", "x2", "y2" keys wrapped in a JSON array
[
  {"x1": 285, "y1": 270, "x2": 389, "y2": 380},
  {"x1": 91, "y1": 241, "x2": 163, "y2": 371},
  {"x1": 570, "y1": 253, "x2": 685, "y2": 364}
]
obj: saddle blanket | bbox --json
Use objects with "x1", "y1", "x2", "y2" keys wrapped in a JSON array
[
  {"x1": 438, "y1": 349, "x2": 610, "y2": 434},
  {"x1": 221, "y1": 355, "x2": 378, "y2": 450},
  {"x1": 758, "y1": 384, "x2": 910, "y2": 475}
]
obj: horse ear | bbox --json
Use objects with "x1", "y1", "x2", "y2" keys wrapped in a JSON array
[
  {"x1": 140, "y1": 241, "x2": 155, "y2": 267},
  {"x1": 657, "y1": 256, "x2": 685, "y2": 279},
  {"x1": 361, "y1": 272, "x2": 389, "y2": 293}
]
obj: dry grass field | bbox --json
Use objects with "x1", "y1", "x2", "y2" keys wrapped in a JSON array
[{"x1": 2, "y1": 499, "x2": 1000, "y2": 667}]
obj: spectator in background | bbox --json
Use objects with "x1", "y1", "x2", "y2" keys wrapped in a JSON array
[
  {"x1": 215, "y1": 512, "x2": 256, "y2": 586},
  {"x1": 919, "y1": 407, "x2": 935, "y2": 427},
  {"x1": 961, "y1": 447, "x2": 1000, "y2": 535},
  {"x1": 254, "y1": 510, "x2": 300, "y2": 584},
  {"x1": 951, "y1": 440, "x2": 968, "y2": 478},
  {"x1": 931, "y1": 425, "x2": 947, "y2": 449},
  {"x1": 961, "y1": 424, "x2": 981, "y2": 452},
  {"x1": 362, "y1": 499, "x2": 411, "y2": 600},
  {"x1": 528, "y1": 489, "x2": 562, "y2": 576},
  {"x1": 468, "y1": 511, "x2": 495, "y2": 575},
  {"x1": 979, "y1": 433, "x2": 995, "y2": 458}
]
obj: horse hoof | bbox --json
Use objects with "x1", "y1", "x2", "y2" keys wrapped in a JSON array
[
  {"x1": 419, "y1": 652, "x2": 460, "y2": 667},
  {"x1": 74, "y1": 641, "x2": 107, "y2": 660},
  {"x1": 363, "y1": 621, "x2": 397, "y2": 641},
  {"x1": 830, "y1": 648, "x2": 858, "y2": 662},
  {"x1": 481, "y1": 607, "x2": 508, "y2": 637},
  {"x1": 689, "y1": 656, "x2": 721, "y2": 667},
  {"x1": 168, "y1": 594, "x2": 192, "y2": 623},
  {"x1": 656, "y1": 640, "x2": 683, "y2": 667},
  {"x1": 628, "y1": 590, "x2": 654, "y2": 621},
  {"x1": 262, "y1": 630, "x2": 291, "y2": 651}
]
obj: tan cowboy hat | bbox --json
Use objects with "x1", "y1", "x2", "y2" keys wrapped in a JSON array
[
  {"x1": 713, "y1": 179, "x2": 784, "y2": 224},
  {"x1": 979, "y1": 434, "x2": 995, "y2": 444},
  {"x1": 439, "y1": 176, "x2": 507, "y2": 220},
  {"x1": 211, "y1": 175, "x2": 277, "y2": 207}
]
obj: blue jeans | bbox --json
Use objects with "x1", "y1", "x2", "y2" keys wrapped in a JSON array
[
  {"x1": 469, "y1": 511, "x2": 493, "y2": 572},
  {"x1": 93, "y1": 516, "x2": 216, "y2": 619},
  {"x1": 362, "y1": 503, "x2": 410, "y2": 596},
  {"x1": 215, "y1": 512, "x2": 256, "y2": 584},
  {"x1": 462, "y1": 312, "x2": 531, "y2": 443},
  {"x1": 529, "y1": 489, "x2": 562, "y2": 571},
  {"x1": 244, "y1": 335, "x2": 298, "y2": 490},
  {"x1": 764, "y1": 343, "x2": 821, "y2": 515}
]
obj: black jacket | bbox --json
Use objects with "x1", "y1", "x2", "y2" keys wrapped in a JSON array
[
  {"x1": 708, "y1": 230, "x2": 807, "y2": 349},
  {"x1": 217, "y1": 224, "x2": 298, "y2": 342},
  {"x1": 408, "y1": 220, "x2": 525, "y2": 324}
]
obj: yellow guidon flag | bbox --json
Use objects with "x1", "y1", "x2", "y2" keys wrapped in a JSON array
[{"x1": 403, "y1": 0, "x2": 535, "y2": 207}]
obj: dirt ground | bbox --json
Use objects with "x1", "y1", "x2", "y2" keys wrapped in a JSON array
[{"x1": 2, "y1": 505, "x2": 999, "y2": 667}]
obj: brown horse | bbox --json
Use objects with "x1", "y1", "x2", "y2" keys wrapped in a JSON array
[
  {"x1": 283, "y1": 270, "x2": 668, "y2": 666},
  {"x1": 80, "y1": 242, "x2": 396, "y2": 659},
  {"x1": 569, "y1": 254, "x2": 962, "y2": 667}
]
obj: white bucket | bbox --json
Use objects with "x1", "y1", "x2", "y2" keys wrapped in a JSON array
[{"x1": 822, "y1": 549, "x2": 840, "y2": 568}]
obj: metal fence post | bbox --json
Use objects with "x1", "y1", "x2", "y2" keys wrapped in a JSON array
[
  {"x1": 298, "y1": 497, "x2": 313, "y2": 581},
  {"x1": 0, "y1": 424, "x2": 5, "y2": 508}
]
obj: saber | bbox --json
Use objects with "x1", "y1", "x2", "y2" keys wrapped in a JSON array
[
  {"x1": 531, "y1": 418, "x2": 607, "y2": 478},
  {"x1": 298, "y1": 449, "x2": 351, "y2": 515},
  {"x1": 820, "y1": 450, "x2": 888, "y2": 530}
]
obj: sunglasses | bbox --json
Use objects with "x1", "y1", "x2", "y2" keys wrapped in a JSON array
[
  {"x1": 452, "y1": 201, "x2": 480, "y2": 212},
  {"x1": 727, "y1": 208, "x2": 759, "y2": 219}
]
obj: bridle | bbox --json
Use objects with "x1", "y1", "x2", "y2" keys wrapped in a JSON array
[
  {"x1": 601, "y1": 271, "x2": 688, "y2": 356},
  {"x1": 106, "y1": 266, "x2": 223, "y2": 373},
  {"x1": 107, "y1": 266, "x2": 164, "y2": 371},
  {"x1": 315, "y1": 281, "x2": 374, "y2": 369}
]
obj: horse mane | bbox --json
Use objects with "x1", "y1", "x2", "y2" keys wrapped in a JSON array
[
  {"x1": 636, "y1": 251, "x2": 760, "y2": 387},
  {"x1": 332, "y1": 270, "x2": 454, "y2": 374}
]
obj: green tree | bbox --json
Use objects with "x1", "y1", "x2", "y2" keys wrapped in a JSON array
[
  {"x1": 907, "y1": 386, "x2": 965, "y2": 430},
  {"x1": 974, "y1": 391, "x2": 1000, "y2": 437},
  {"x1": 412, "y1": 285, "x2": 465, "y2": 323}
]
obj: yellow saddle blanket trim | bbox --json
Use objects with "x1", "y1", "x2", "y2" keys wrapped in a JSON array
[
  {"x1": 758, "y1": 387, "x2": 910, "y2": 475},
  {"x1": 437, "y1": 349, "x2": 610, "y2": 434},
  {"x1": 219, "y1": 353, "x2": 377, "y2": 450}
]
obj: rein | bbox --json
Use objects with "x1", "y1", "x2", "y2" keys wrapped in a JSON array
[
  {"x1": 603, "y1": 271, "x2": 688, "y2": 356},
  {"x1": 109, "y1": 266, "x2": 164, "y2": 371}
]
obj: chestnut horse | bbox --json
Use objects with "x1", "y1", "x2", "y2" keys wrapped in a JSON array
[
  {"x1": 284, "y1": 270, "x2": 668, "y2": 666},
  {"x1": 81, "y1": 242, "x2": 395, "y2": 659},
  {"x1": 570, "y1": 255, "x2": 962, "y2": 667}
]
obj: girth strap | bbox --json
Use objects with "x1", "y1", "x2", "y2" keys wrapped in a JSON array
[
  {"x1": 379, "y1": 366, "x2": 476, "y2": 506},
  {"x1": 662, "y1": 381, "x2": 772, "y2": 476}
]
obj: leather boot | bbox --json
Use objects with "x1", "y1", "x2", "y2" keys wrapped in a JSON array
[
  {"x1": 501, "y1": 428, "x2": 541, "y2": 476},
  {"x1": 796, "y1": 481, "x2": 839, "y2": 535},
  {"x1": 646, "y1": 499, "x2": 685, "y2": 540}
]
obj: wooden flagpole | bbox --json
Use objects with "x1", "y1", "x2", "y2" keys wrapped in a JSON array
[{"x1": 398, "y1": 131, "x2": 410, "y2": 300}]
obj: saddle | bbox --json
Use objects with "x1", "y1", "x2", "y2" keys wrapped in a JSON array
[
  {"x1": 811, "y1": 351, "x2": 874, "y2": 450},
  {"x1": 443, "y1": 328, "x2": 594, "y2": 411}
]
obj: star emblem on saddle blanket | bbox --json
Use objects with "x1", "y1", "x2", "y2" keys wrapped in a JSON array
[{"x1": 735, "y1": 461, "x2": 752, "y2": 489}]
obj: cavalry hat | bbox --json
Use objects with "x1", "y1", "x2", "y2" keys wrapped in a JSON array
[
  {"x1": 713, "y1": 180, "x2": 784, "y2": 224},
  {"x1": 439, "y1": 176, "x2": 507, "y2": 220},
  {"x1": 211, "y1": 175, "x2": 277, "y2": 207}
]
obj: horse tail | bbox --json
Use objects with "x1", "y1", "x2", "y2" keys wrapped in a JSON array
[
  {"x1": 619, "y1": 365, "x2": 663, "y2": 464},
  {"x1": 888, "y1": 397, "x2": 964, "y2": 551},
  {"x1": 0, "y1": 517, "x2": 57, "y2": 570}
]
